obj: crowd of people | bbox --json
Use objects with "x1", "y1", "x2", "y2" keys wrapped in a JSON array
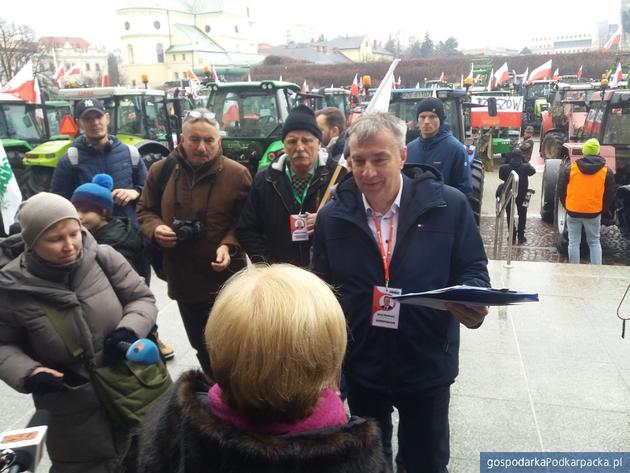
[{"x1": 0, "y1": 93, "x2": 610, "y2": 472}]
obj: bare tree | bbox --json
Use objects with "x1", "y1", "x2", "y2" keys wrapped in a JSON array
[{"x1": 0, "y1": 18, "x2": 47, "y2": 83}]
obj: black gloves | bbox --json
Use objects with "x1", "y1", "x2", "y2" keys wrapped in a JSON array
[
  {"x1": 24, "y1": 372, "x2": 67, "y2": 394},
  {"x1": 104, "y1": 328, "x2": 137, "y2": 360}
]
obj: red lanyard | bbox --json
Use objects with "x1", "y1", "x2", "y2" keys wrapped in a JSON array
[{"x1": 372, "y1": 213, "x2": 395, "y2": 287}]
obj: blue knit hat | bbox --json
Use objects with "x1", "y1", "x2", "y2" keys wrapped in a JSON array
[{"x1": 71, "y1": 174, "x2": 114, "y2": 216}]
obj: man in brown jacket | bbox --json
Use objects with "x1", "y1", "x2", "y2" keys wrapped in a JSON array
[{"x1": 137, "y1": 109, "x2": 252, "y2": 376}]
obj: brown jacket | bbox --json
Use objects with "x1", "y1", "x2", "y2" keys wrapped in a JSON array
[{"x1": 137, "y1": 149, "x2": 252, "y2": 302}]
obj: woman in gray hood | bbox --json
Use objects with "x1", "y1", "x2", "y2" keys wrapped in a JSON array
[{"x1": 0, "y1": 192, "x2": 158, "y2": 473}]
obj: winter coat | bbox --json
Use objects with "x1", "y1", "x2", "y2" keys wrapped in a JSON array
[
  {"x1": 0, "y1": 231, "x2": 157, "y2": 472},
  {"x1": 499, "y1": 156, "x2": 536, "y2": 204},
  {"x1": 93, "y1": 217, "x2": 150, "y2": 280},
  {"x1": 50, "y1": 135, "x2": 148, "y2": 226},
  {"x1": 137, "y1": 148, "x2": 252, "y2": 303},
  {"x1": 311, "y1": 166, "x2": 490, "y2": 394},
  {"x1": 406, "y1": 121, "x2": 472, "y2": 197},
  {"x1": 557, "y1": 154, "x2": 616, "y2": 218},
  {"x1": 518, "y1": 137, "x2": 535, "y2": 161},
  {"x1": 235, "y1": 150, "x2": 346, "y2": 267},
  {"x1": 120, "y1": 370, "x2": 388, "y2": 473}
]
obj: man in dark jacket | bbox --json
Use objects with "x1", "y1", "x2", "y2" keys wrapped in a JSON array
[
  {"x1": 316, "y1": 106, "x2": 347, "y2": 163},
  {"x1": 312, "y1": 112, "x2": 490, "y2": 473},
  {"x1": 498, "y1": 149, "x2": 536, "y2": 244},
  {"x1": 406, "y1": 97, "x2": 472, "y2": 197},
  {"x1": 137, "y1": 109, "x2": 252, "y2": 375},
  {"x1": 557, "y1": 138, "x2": 615, "y2": 264},
  {"x1": 518, "y1": 125, "x2": 535, "y2": 162},
  {"x1": 236, "y1": 105, "x2": 345, "y2": 267},
  {"x1": 50, "y1": 98, "x2": 147, "y2": 228}
]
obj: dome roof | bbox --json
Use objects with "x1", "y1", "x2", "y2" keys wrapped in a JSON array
[{"x1": 118, "y1": 0, "x2": 224, "y2": 14}]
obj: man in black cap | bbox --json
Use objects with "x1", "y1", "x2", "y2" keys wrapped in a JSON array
[
  {"x1": 236, "y1": 104, "x2": 345, "y2": 267},
  {"x1": 406, "y1": 97, "x2": 472, "y2": 197}
]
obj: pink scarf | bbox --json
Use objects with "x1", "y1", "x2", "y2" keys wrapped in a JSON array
[{"x1": 207, "y1": 384, "x2": 347, "y2": 435}]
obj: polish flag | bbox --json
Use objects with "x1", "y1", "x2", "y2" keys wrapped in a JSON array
[
  {"x1": 487, "y1": 68, "x2": 495, "y2": 91},
  {"x1": 34, "y1": 78, "x2": 44, "y2": 120},
  {"x1": 0, "y1": 61, "x2": 36, "y2": 103},
  {"x1": 494, "y1": 62, "x2": 509, "y2": 86},
  {"x1": 552, "y1": 68, "x2": 560, "y2": 80},
  {"x1": 53, "y1": 63, "x2": 65, "y2": 84},
  {"x1": 210, "y1": 65, "x2": 218, "y2": 82},
  {"x1": 602, "y1": 26, "x2": 622, "y2": 52},
  {"x1": 350, "y1": 73, "x2": 359, "y2": 98},
  {"x1": 301, "y1": 79, "x2": 308, "y2": 93},
  {"x1": 576, "y1": 65, "x2": 583, "y2": 79},
  {"x1": 439, "y1": 71, "x2": 445, "y2": 82},
  {"x1": 610, "y1": 62, "x2": 623, "y2": 88},
  {"x1": 528, "y1": 60, "x2": 552, "y2": 82},
  {"x1": 67, "y1": 64, "x2": 81, "y2": 76}
]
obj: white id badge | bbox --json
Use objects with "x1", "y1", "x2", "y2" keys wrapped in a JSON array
[
  {"x1": 371, "y1": 286, "x2": 402, "y2": 329},
  {"x1": 290, "y1": 214, "x2": 309, "y2": 241}
]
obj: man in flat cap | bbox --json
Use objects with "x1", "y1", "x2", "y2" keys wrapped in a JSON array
[
  {"x1": 406, "y1": 97, "x2": 471, "y2": 197},
  {"x1": 236, "y1": 104, "x2": 345, "y2": 267}
]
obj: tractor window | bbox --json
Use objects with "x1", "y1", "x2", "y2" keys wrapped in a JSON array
[
  {"x1": 583, "y1": 107, "x2": 598, "y2": 136},
  {"x1": 117, "y1": 97, "x2": 143, "y2": 136},
  {"x1": 0, "y1": 105, "x2": 42, "y2": 141},
  {"x1": 603, "y1": 104, "x2": 630, "y2": 145},
  {"x1": 143, "y1": 96, "x2": 168, "y2": 140},
  {"x1": 210, "y1": 90, "x2": 279, "y2": 138}
]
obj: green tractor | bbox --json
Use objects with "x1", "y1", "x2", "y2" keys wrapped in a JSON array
[
  {"x1": 20, "y1": 87, "x2": 175, "y2": 197},
  {"x1": 204, "y1": 80, "x2": 301, "y2": 175},
  {"x1": 521, "y1": 79, "x2": 556, "y2": 131}
]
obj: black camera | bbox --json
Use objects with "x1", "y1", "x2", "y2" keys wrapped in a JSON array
[{"x1": 172, "y1": 219, "x2": 205, "y2": 242}]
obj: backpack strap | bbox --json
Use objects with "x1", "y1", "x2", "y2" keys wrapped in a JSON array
[
  {"x1": 39, "y1": 305, "x2": 85, "y2": 359},
  {"x1": 155, "y1": 156, "x2": 176, "y2": 202},
  {"x1": 126, "y1": 144, "x2": 141, "y2": 187},
  {"x1": 67, "y1": 146, "x2": 79, "y2": 166}
]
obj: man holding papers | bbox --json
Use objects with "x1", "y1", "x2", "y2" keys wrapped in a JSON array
[{"x1": 312, "y1": 112, "x2": 490, "y2": 473}]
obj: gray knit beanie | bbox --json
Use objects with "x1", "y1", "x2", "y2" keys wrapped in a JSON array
[{"x1": 17, "y1": 193, "x2": 80, "y2": 249}]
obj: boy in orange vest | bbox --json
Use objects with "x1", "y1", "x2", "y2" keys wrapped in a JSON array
[{"x1": 557, "y1": 139, "x2": 615, "y2": 264}]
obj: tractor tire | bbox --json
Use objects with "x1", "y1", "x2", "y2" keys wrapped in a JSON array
[
  {"x1": 469, "y1": 158, "x2": 485, "y2": 226},
  {"x1": 540, "y1": 159, "x2": 562, "y2": 223},
  {"x1": 553, "y1": 195, "x2": 569, "y2": 254},
  {"x1": 18, "y1": 166, "x2": 54, "y2": 199},
  {"x1": 540, "y1": 132, "x2": 565, "y2": 160},
  {"x1": 141, "y1": 152, "x2": 165, "y2": 170}
]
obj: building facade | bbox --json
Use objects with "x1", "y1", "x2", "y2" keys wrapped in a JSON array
[{"x1": 40, "y1": 37, "x2": 108, "y2": 87}]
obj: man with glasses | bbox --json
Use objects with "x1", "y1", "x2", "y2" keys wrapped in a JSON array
[
  {"x1": 236, "y1": 105, "x2": 345, "y2": 267},
  {"x1": 137, "y1": 109, "x2": 252, "y2": 376}
]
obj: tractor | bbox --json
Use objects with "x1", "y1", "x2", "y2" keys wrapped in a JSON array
[
  {"x1": 539, "y1": 83, "x2": 598, "y2": 160},
  {"x1": 521, "y1": 79, "x2": 556, "y2": 131},
  {"x1": 19, "y1": 86, "x2": 174, "y2": 198},
  {"x1": 388, "y1": 87, "x2": 485, "y2": 224},
  {"x1": 540, "y1": 88, "x2": 630, "y2": 252},
  {"x1": 204, "y1": 80, "x2": 301, "y2": 175}
]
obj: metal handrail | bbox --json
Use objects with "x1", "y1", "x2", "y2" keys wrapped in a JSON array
[{"x1": 493, "y1": 170, "x2": 519, "y2": 267}]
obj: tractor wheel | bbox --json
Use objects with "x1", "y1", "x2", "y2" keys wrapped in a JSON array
[
  {"x1": 469, "y1": 158, "x2": 485, "y2": 226},
  {"x1": 18, "y1": 166, "x2": 54, "y2": 199},
  {"x1": 141, "y1": 152, "x2": 165, "y2": 170},
  {"x1": 540, "y1": 159, "x2": 562, "y2": 223},
  {"x1": 553, "y1": 195, "x2": 569, "y2": 254},
  {"x1": 540, "y1": 132, "x2": 565, "y2": 160}
]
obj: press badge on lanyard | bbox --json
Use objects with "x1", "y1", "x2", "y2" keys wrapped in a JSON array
[
  {"x1": 370, "y1": 213, "x2": 401, "y2": 329},
  {"x1": 290, "y1": 214, "x2": 308, "y2": 241}
]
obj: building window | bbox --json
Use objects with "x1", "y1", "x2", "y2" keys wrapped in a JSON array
[
  {"x1": 85, "y1": 63, "x2": 91, "y2": 71},
  {"x1": 95, "y1": 63, "x2": 101, "y2": 71},
  {"x1": 235, "y1": 25, "x2": 239, "y2": 33},
  {"x1": 154, "y1": 20, "x2": 161, "y2": 29},
  {"x1": 175, "y1": 72, "x2": 179, "y2": 79},
  {"x1": 128, "y1": 44, "x2": 135, "y2": 64},
  {"x1": 125, "y1": 21, "x2": 130, "y2": 30},
  {"x1": 157, "y1": 43, "x2": 164, "y2": 63},
  {"x1": 182, "y1": 54, "x2": 186, "y2": 61},
  {"x1": 205, "y1": 25, "x2": 211, "y2": 33}
]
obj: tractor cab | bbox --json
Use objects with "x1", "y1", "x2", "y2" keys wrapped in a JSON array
[
  {"x1": 205, "y1": 80, "x2": 300, "y2": 175},
  {"x1": 522, "y1": 79, "x2": 556, "y2": 130}
]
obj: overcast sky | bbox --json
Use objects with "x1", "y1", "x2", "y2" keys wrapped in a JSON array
[{"x1": 2, "y1": 0, "x2": 622, "y2": 51}]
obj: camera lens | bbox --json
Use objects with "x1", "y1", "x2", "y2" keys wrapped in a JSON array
[{"x1": 176, "y1": 226, "x2": 193, "y2": 241}]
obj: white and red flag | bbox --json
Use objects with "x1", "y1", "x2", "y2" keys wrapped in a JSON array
[
  {"x1": 494, "y1": 62, "x2": 509, "y2": 86},
  {"x1": 1, "y1": 61, "x2": 36, "y2": 103},
  {"x1": 576, "y1": 65, "x2": 583, "y2": 79},
  {"x1": 210, "y1": 65, "x2": 218, "y2": 82},
  {"x1": 487, "y1": 68, "x2": 495, "y2": 91},
  {"x1": 602, "y1": 26, "x2": 622, "y2": 52},
  {"x1": 528, "y1": 60, "x2": 552, "y2": 82},
  {"x1": 67, "y1": 64, "x2": 81, "y2": 76},
  {"x1": 301, "y1": 79, "x2": 308, "y2": 93},
  {"x1": 552, "y1": 68, "x2": 560, "y2": 80},
  {"x1": 53, "y1": 63, "x2": 65, "y2": 85},
  {"x1": 610, "y1": 62, "x2": 623, "y2": 88},
  {"x1": 350, "y1": 74, "x2": 359, "y2": 98}
]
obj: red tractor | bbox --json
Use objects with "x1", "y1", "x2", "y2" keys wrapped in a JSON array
[
  {"x1": 540, "y1": 88, "x2": 630, "y2": 251},
  {"x1": 539, "y1": 83, "x2": 598, "y2": 160}
]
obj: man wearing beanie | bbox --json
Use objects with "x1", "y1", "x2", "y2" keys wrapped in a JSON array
[
  {"x1": 236, "y1": 104, "x2": 346, "y2": 267},
  {"x1": 50, "y1": 98, "x2": 147, "y2": 228},
  {"x1": 406, "y1": 97, "x2": 472, "y2": 197},
  {"x1": 498, "y1": 149, "x2": 536, "y2": 244},
  {"x1": 557, "y1": 138, "x2": 615, "y2": 264}
]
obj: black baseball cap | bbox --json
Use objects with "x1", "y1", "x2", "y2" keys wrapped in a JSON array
[{"x1": 76, "y1": 98, "x2": 106, "y2": 119}]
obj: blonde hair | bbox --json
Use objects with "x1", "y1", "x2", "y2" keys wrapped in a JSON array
[{"x1": 205, "y1": 264, "x2": 347, "y2": 424}]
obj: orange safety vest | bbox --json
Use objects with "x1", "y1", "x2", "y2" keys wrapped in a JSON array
[{"x1": 565, "y1": 162, "x2": 607, "y2": 214}]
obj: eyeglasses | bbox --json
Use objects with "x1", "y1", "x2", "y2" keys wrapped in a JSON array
[{"x1": 184, "y1": 110, "x2": 216, "y2": 123}]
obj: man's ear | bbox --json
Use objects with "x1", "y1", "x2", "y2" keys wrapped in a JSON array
[
  {"x1": 332, "y1": 126, "x2": 340, "y2": 138},
  {"x1": 400, "y1": 147, "x2": 407, "y2": 167}
]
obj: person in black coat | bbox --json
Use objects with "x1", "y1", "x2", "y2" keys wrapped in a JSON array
[{"x1": 498, "y1": 148, "x2": 536, "y2": 244}]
